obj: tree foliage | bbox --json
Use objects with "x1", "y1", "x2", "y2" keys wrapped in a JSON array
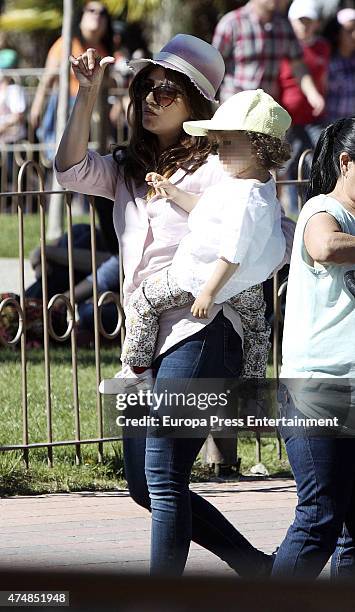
[
  {"x1": 0, "y1": 0, "x2": 245, "y2": 31},
  {"x1": 0, "y1": 8, "x2": 62, "y2": 30},
  {"x1": 104, "y1": 0, "x2": 161, "y2": 21},
  {"x1": 0, "y1": 0, "x2": 164, "y2": 30}
]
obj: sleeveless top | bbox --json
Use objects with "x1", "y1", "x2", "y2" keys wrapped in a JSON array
[
  {"x1": 281, "y1": 194, "x2": 355, "y2": 378},
  {"x1": 280, "y1": 194, "x2": 355, "y2": 433}
]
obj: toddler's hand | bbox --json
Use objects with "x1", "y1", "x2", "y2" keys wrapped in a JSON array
[
  {"x1": 191, "y1": 292, "x2": 215, "y2": 319},
  {"x1": 145, "y1": 172, "x2": 179, "y2": 199}
]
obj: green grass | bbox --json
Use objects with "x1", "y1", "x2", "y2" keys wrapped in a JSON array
[
  {"x1": 0, "y1": 346, "x2": 291, "y2": 496},
  {"x1": 0, "y1": 213, "x2": 90, "y2": 259},
  {"x1": 0, "y1": 345, "x2": 127, "y2": 495},
  {"x1": 0, "y1": 448, "x2": 126, "y2": 496}
]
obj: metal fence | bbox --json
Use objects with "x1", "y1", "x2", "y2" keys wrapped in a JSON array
[
  {"x1": 0, "y1": 161, "x2": 124, "y2": 467},
  {"x1": 0, "y1": 67, "x2": 129, "y2": 211},
  {"x1": 0, "y1": 155, "x2": 311, "y2": 468}
]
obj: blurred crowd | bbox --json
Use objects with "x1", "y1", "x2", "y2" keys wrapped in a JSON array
[
  {"x1": 212, "y1": 0, "x2": 355, "y2": 212},
  {"x1": 0, "y1": 0, "x2": 354, "y2": 191},
  {"x1": 0, "y1": 1, "x2": 150, "y2": 169}
]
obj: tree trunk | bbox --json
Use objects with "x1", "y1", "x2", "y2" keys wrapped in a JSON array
[{"x1": 150, "y1": 0, "x2": 176, "y2": 52}]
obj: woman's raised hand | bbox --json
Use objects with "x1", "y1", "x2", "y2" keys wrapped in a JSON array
[{"x1": 69, "y1": 48, "x2": 115, "y2": 88}]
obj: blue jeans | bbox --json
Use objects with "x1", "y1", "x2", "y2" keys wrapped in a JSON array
[
  {"x1": 123, "y1": 311, "x2": 270, "y2": 576},
  {"x1": 25, "y1": 224, "x2": 106, "y2": 300},
  {"x1": 272, "y1": 387, "x2": 355, "y2": 578},
  {"x1": 78, "y1": 301, "x2": 118, "y2": 334}
]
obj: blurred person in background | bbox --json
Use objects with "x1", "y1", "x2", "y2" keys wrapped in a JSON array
[
  {"x1": 212, "y1": 0, "x2": 325, "y2": 118},
  {"x1": 324, "y1": 7, "x2": 355, "y2": 123},
  {"x1": 29, "y1": 0, "x2": 114, "y2": 161},
  {"x1": 109, "y1": 21, "x2": 151, "y2": 142},
  {"x1": 112, "y1": 20, "x2": 150, "y2": 81},
  {"x1": 309, "y1": 0, "x2": 344, "y2": 21},
  {"x1": 25, "y1": 200, "x2": 120, "y2": 342},
  {"x1": 0, "y1": 49, "x2": 26, "y2": 145},
  {"x1": 111, "y1": 20, "x2": 130, "y2": 86},
  {"x1": 278, "y1": 0, "x2": 330, "y2": 214},
  {"x1": 28, "y1": 0, "x2": 116, "y2": 270},
  {"x1": 0, "y1": 47, "x2": 26, "y2": 199},
  {"x1": 74, "y1": 252, "x2": 119, "y2": 342}
]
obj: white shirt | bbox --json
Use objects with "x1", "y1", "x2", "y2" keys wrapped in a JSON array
[{"x1": 171, "y1": 175, "x2": 286, "y2": 302}]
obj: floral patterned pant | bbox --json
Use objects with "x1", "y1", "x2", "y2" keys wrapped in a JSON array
[{"x1": 121, "y1": 267, "x2": 270, "y2": 378}]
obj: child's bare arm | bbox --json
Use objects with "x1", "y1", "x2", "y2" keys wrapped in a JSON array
[
  {"x1": 191, "y1": 258, "x2": 239, "y2": 319},
  {"x1": 146, "y1": 172, "x2": 200, "y2": 213}
]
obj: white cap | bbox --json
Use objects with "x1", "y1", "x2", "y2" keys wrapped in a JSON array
[
  {"x1": 337, "y1": 8, "x2": 355, "y2": 25},
  {"x1": 288, "y1": 0, "x2": 319, "y2": 21},
  {"x1": 183, "y1": 89, "x2": 291, "y2": 141}
]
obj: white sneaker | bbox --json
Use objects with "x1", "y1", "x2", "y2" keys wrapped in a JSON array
[{"x1": 99, "y1": 364, "x2": 154, "y2": 394}]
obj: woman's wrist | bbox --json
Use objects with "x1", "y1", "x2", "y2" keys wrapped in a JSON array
[{"x1": 78, "y1": 84, "x2": 100, "y2": 98}]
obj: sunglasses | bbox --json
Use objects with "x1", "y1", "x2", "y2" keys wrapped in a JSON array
[{"x1": 135, "y1": 79, "x2": 184, "y2": 108}]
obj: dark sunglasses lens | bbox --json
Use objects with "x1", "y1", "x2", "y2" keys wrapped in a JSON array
[
  {"x1": 135, "y1": 81, "x2": 180, "y2": 106},
  {"x1": 154, "y1": 86, "x2": 178, "y2": 107}
]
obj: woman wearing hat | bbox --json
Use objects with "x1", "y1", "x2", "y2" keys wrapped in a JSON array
[{"x1": 55, "y1": 34, "x2": 293, "y2": 576}]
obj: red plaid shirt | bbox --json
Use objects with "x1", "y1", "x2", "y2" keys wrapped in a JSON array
[{"x1": 212, "y1": 4, "x2": 303, "y2": 102}]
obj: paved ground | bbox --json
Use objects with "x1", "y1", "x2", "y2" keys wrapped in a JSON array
[
  {"x1": 0, "y1": 479, "x2": 297, "y2": 575},
  {"x1": 0, "y1": 258, "x2": 35, "y2": 294}
]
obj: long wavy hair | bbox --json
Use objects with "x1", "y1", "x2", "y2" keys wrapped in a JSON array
[
  {"x1": 112, "y1": 65, "x2": 216, "y2": 196},
  {"x1": 307, "y1": 118, "x2": 355, "y2": 199}
]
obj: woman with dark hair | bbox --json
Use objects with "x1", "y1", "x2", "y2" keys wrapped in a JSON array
[
  {"x1": 54, "y1": 34, "x2": 294, "y2": 576},
  {"x1": 30, "y1": 0, "x2": 114, "y2": 157},
  {"x1": 273, "y1": 117, "x2": 355, "y2": 578}
]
